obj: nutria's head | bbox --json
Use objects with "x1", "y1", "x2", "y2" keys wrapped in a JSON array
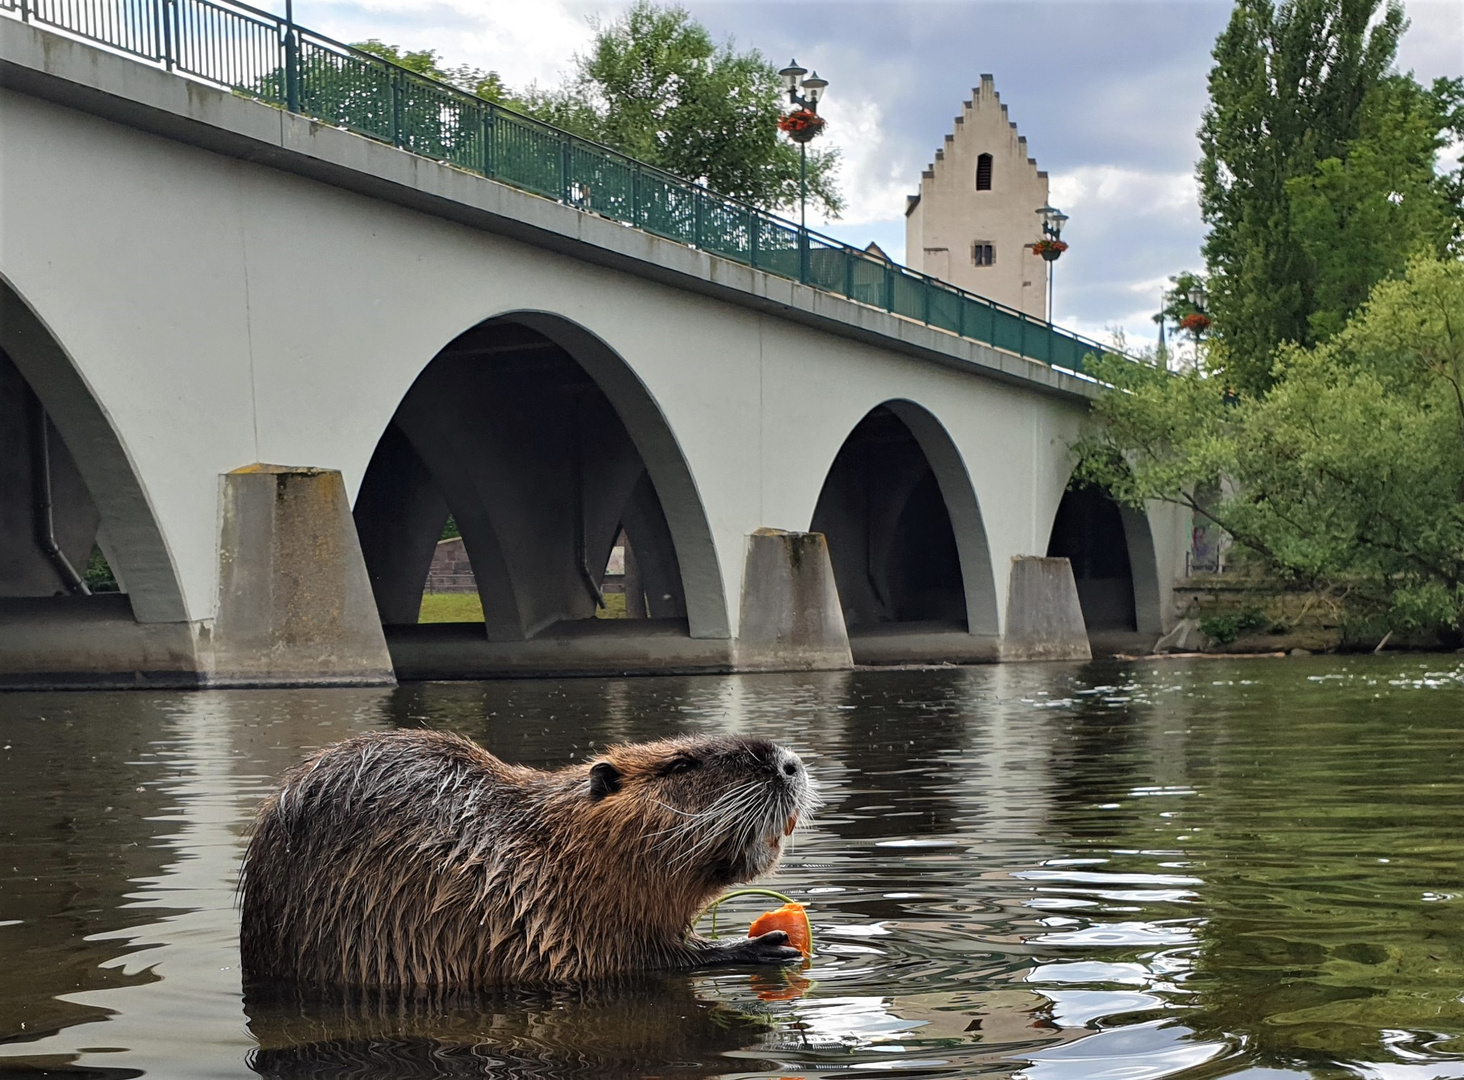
[{"x1": 581, "y1": 736, "x2": 818, "y2": 888}]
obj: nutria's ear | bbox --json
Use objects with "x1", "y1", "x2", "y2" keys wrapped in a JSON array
[{"x1": 588, "y1": 761, "x2": 622, "y2": 800}]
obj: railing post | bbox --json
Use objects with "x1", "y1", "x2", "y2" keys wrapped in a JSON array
[
  {"x1": 282, "y1": 0, "x2": 299, "y2": 112},
  {"x1": 631, "y1": 166, "x2": 641, "y2": 228},
  {"x1": 693, "y1": 190, "x2": 703, "y2": 249},
  {"x1": 884, "y1": 263, "x2": 895, "y2": 312},
  {"x1": 798, "y1": 227, "x2": 809, "y2": 283},
  {"x1": 391, "y1": 71, "x2": 403, "y2": 148},
  {"x1": 560, "y1": 138, "x2": 571, "y2": 205},
  {"x1": 481, "y1": 107, "x2": 495, "y2": 178},
  {"x1": 19, "y1": 0, "x2": 27, "y2": 24},
  {"x1": 161, "y1": 0, "x2": 175, "y2": 71},
  {"x1": 843, "y1": 249, "x2": 854, "y2": 299}
]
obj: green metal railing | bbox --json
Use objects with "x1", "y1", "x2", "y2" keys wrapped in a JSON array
[{"x1": 2, "y1": 0, "x2": 1114, "y2": 375}]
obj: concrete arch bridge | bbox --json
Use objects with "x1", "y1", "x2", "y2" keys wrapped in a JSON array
[{"x1": 0, "y1": 13, "x2": 1187, "y2": 687}]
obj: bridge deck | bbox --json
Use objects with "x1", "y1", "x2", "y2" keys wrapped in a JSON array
[{"x1": 0, "y1": 10, "x2": 1104, "y2": 403}]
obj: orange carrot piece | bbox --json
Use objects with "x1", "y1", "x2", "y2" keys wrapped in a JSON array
[{"x1": 748, "y1": 902, "x2": 813, "y2": 958}]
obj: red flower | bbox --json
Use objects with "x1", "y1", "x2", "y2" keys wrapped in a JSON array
[
  {"x1": 778, "y1": 108, "x2": 826, "y2": 142},
  {"x1": 1179, "y1": 312, "x2": 1211, "y2": 334}
]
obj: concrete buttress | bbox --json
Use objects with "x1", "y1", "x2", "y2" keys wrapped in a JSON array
[
  {"x1": 735, "y1": 529, "x2": 853, "y2": 671},
  {"x1": 1000, "y1": 555, "x2": 1091, "y2": 661},
  {"x1": 211, "y1": 466, "x2": 395, "y2": 686}
]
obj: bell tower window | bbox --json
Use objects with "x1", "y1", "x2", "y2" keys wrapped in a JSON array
[
  {"x1": 972, "y1": 242, "x2": 995, "y2": 266},
  {"x1": 975, "y1": 153, "x2": 993, "y2": 191}
]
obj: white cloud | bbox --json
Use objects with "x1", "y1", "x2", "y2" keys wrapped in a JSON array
[
  {"x1": 809, "y1": 94, "x2": 917, "y2": 230},
  {"x1": 298, "y1": 0, "x2": 608, "y2": 88},
  {"x1": 1049, "y1": 166, "x2": 1197, "y2": 219}
]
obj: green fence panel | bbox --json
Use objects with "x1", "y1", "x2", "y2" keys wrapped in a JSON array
[
  {"x1": 172, "y1": 0, "x2": 278, "y2": 94},
  {"x1": 296, "y1": 36, "x2": 393, "y2": 141},
  {"x1": 991, "y1": 307, "x2": 1025, "y2": 355},
  {"x1": 637, "y1": 172, "x2": 695, "y2": 244},
  {"x1": 391, "y1": 74, "x2": 480, "y2": 168},
  {"x1": 805, "y1": 240, "x2": 848, "y2": 293},
  {"x1": 847, "y1": 255, "x2": 887, "y2": 308},
  {"x1": 698, "y1": 197, "x2": 753, "y2": 264},
  {"x1": 490, "y1": 110, "x2": 563, "y2": 199},
  {"x1": 29, "y1": 0, "x2": 160, "y2": 59},
  {"x1": 751, "y1": 217, "x2": 800, "y2": 279},
  {"x1": 566, "y1": 143, "x2": 635, "y2": 220},
  {"x1": 927, "y1": 284, "x2": 963, "y2": 334},
  {"x1": 889, "y1": 269, "x2": 925, "y2": 321}
]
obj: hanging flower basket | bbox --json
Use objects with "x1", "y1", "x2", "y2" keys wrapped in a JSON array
[
  {"x1": 778, "y1": 108, "x2": 826, "y2": 144},
  {"x1": 1179, "y1": 312, "x2": 1211, "y2": 335},
  {"x1": 1031, "y1": 239, "x2": 1068, "y2": 262}
]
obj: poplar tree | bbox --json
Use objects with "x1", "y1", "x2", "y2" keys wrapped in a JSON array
[{"x1": 1197, "y1": 0, "x2": 1460, "y2": 395}]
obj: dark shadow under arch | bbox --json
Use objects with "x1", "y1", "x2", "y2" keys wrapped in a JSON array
[
  {"x1": 1045, "y1": 483, "x2": 1162, "y2": 635},
  {"x1": 809, "y1": 401, "x2": 998, "y2": 637},
  {"x1": 0, "y1": 276, "x2": 186, "y2": 624},
  {"x1": 353, "y1": 312, "x2": 728, "y2": 643}
]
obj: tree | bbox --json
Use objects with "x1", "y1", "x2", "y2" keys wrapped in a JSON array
[
  {"x1": 521, "y1": 2, "x2": 842, "y2": 217},
  {"x1": 1197, "y1": 0, "x2": 1461, "y2": 395},
  {"x1": 353, "y1": 40, "x2": 517, "y2": 105},
  {"x1": 1076, "y1": 257, "x2": 1464, "y2": 640}
]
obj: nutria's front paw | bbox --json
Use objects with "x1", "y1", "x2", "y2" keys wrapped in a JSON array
[
  {"x1": 746, "y1": 930, "x2": 803, "y2": 964},
  {"x1": 699, "y1": 924, "x2": 802, "y2": 965}
]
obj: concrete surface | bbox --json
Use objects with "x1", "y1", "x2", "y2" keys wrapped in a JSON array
[
  {"x1": 1000, "y1": 556, "x2": 1092, "y2": 661},
  {"x1": 735, "y1": 530, "x2": 854, "y2": 671},
  {"x1": 211, "y1": 466, "x2": 394, "y2": 686}
]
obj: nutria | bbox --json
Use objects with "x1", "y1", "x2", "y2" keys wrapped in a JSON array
[{"x1": 239, "y1": 730, "x2": 817, "y2": 988}]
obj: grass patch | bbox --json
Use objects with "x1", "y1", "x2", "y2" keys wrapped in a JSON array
[
  {"x1": 419, "y1": 591, "x2": 632, "y2": 623},
  {"x1": 419, "y1": 592, "x2": 484, "y2": 623}
]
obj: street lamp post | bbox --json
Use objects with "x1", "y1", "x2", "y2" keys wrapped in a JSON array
[
  {"x1": 1033, "y1": 204, "x2": 1069, "y2": 322},
  {"x1": 1186, "y1": 281, "x2": 1209, "y2": 347},
  {"x1": 777, "y1": 61, "x2": 828, "y2": 234}
]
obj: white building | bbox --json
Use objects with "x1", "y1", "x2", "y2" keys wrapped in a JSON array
[{"x1": 905, "y1": 75, "x2": 1051, "y2": 319}]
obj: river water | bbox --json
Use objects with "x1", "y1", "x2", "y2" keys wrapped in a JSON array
[{"x1": 1, "y1": 656, "x2": 1461, "y2": 1079}]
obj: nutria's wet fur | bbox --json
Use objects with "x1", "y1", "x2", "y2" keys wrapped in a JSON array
[{"x1": 240, "y1": 731, "x2": 817, "y2": 989}]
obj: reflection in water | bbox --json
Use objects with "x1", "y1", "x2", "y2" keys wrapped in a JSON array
[
  {"x1": 243, "y1": 980, "x2": 778, "y2": 1079},
  {"x1": 0, "y1": 658, "x2": 1460, "y2": 1078}
]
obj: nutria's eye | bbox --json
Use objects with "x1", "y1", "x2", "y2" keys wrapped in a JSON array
[{"x1": 664, "y1": 756, "x2": 700, "y2": 776}]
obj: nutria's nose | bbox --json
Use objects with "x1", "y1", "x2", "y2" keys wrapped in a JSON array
[{"x1": 775, "y1": 748, "x2": 804, "y2": 779}]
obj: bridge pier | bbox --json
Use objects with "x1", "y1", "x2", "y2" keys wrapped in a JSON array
[{"x1": 210, "y1": 466, "x2": 395, "y2": 687}]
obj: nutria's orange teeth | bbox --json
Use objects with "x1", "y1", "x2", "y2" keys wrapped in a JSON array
[{"x1": 784, "y1": 814, "x2": 798, "y2": 836}]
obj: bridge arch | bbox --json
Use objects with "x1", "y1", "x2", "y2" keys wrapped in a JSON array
[
  {"x1": 352, "y1": 310, "x2": 729, "y2": 643},
  {"x1": 0, "y1": 275, "x2": 187, "y2": 624},
  {"x1": 1044, "y1": 473, "x2": 1164, "y2": 637},
  {"x1": 809, "y1": 399, "x2": 998, "y2": 639}
]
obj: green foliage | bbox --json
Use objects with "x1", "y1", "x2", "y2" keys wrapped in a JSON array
[
  {"x1": 1157, "y1": 271, "x2": 1209, "y2": 330},
  {"x1": 528, "y1": 2, "x2": 841, "y2": 216},
  {"x1": 1197, "y1": 0, "x2": 1461, "y2": 395},
  {"x1": 346, "y1": 5, "x2": 843, "y2": 217},
  {"x1": 1199, "y1": 609, "x2": 1268, "y2": 644},
  {"x1": 353, "y1": 40, "x2": 516, "y2": 104},
  {"x1": 1076, "y1": 257, "x2": 1464, "y2": 638},
  {"x1": 440, "y1": 515, "x2": 460, "y2": 541},
  {"x1": 83, "y1": 546, "x2": 119, "y2": 593}
]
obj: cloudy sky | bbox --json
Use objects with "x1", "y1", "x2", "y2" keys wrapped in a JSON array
[{"x1": 285, "y1": 0, "x2": 1460, "y2": 346}]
